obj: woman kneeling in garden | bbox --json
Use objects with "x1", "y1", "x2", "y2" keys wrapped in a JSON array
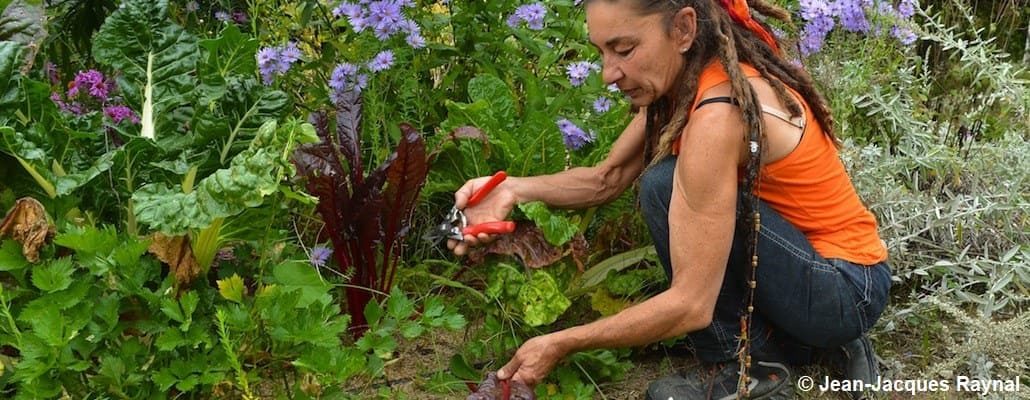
[{"x1": 449, "y1": 0, "x2": 892, "y2": 398}]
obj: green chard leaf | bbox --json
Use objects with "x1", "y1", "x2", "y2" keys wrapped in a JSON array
[
  {"x1": 92, "y1": 0, "x2": 198, "y2": 142},
  {"x1": 519, "y1": 201, "x2": 578, "y2": 246},
  {"x1": 518, "y1": 270, "x2": 571, "y2": 327},
  {"x1": 132, "y1": 121, "x2": 296, "y2": 235}
]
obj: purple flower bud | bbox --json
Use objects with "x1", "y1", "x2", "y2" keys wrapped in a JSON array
[
  {"x1": 232, "y1": 10, "x2": 248, "y2": 24},
  {"x1": 897, "y1": 0, "x2": 917, "y2": 19}
]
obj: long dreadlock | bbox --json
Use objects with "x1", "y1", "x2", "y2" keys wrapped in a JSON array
[{"x1": 585, "y1": 0, "x2": 840, "y2": 397}]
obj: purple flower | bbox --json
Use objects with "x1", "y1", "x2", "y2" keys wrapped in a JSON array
[
  {"x1": 891, "y1": 26, "x2": 917, "y2": 45},
  {"x1": 280, "y1": 42, "x2": 303, "y2": 67},
  {"x1": 368, "y1": 50, "x2": 394, "y2": 72},
  {"x1": 330, "y1": 62, "x2": 358, "y2": 91},
  {"x1": 185, "y1": 1, "x2": 199, "y2": 12},
  {"x1": 103, "y1": 105, "x2": 140, "y2": 125},
  {"x1": 800, "y1": 15, "x2": 834, "y2": 56},
  {"x1": 566, "y1": 61, "x2": 599, "y2": 87},
  {"x1": 556, "y1": 118, "x2": 595, "y2": 150},
  {"x1": 215, "y1": 11, "x2": 231, "y2": 22},
  {"x1": 309, "y1": 245, "x2": 332, "y2": 268},
  {"x1": 897, "y1": 0, "x2": 917, "y2": 19},
  {"x1": 509, "y1": 3, "x2": 547, "y2": 31},
  {"x1": 70, "y1": 70, "x2": 109, "y2": 101},
  {"x1": 257, "y1": 47, "x2": 280, "y2": 84},
  {"x1": 257, "y1": 43, "x2": 304, "y2": 85},
  {"x1": 334, "y1": 2, "x2": 362, "y2": 18},
  {"x1": 367, "y1": 0, "x2": 404, "y2": 40},
  {"x1": 838, "y1": 0, "x2": 870, "y2": 33},
  {"x1": 592, "y1": 97, "x2": 612, "y2": 113},
  {"x1": 799, "y1": 0, "x2": 833, "y2": 21}
]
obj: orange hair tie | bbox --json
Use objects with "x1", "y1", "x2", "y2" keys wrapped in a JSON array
[{"x1": 717, "y1": 0, "x2": 781, "y2": 55}]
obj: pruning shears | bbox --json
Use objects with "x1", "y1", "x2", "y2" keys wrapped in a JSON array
[{"x1": 429, "y1": 171, "x2": 516, "y2": 243}]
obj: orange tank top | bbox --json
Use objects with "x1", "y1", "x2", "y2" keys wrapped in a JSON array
[{"x1": 672, "y1": 61, "x2": 888, "y2": 265}]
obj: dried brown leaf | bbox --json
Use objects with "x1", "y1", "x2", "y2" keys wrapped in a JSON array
[
  {"x1": 0, "y1": 197, "x2": 54, "y2": 263},
  {"x1": 148, "y1": 233, "x2": 200, "y2": 291}
]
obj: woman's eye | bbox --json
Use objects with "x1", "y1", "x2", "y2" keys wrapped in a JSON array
[{"x1": 616, "y1": 48, "x2": 633, "y2": 57}]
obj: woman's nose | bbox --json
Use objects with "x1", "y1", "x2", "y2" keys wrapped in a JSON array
[{"x1": 601, "y1": 62, "x2": 623, "y2": 85}]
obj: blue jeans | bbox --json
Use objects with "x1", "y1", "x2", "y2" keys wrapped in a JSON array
[{"x1": 638, "y1": 157, "x2": 892, "y2": 364}]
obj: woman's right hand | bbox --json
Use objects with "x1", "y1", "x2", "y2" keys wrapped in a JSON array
[{"x1": 447, "y1": 175, "x2": 519, "y2": 256}]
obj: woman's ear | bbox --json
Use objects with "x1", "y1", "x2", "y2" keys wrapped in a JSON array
[{"x1": 673, "y1": 7, "x2": 697, "y2": 53}]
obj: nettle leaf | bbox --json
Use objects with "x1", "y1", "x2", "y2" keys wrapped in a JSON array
[
  {"x1": 519, "y1": 201, "x2": 578, "y2": 246},
  {"x1": 30, "y1": 257, "x2": 74, "y2": 292},
  {"x1": 134, "y1": 121, "x2": 293, "y2": 234},
  {"x1": 385, "y1": 288, "x2": 415, "y2": 320},
  {"x1": 0, "y1": 239, "x2": 28, "y2": 271},
  {"x1": 518, "y1": 270, "x2": 571, "y2": 327},
  {"x1": 92, "y1": 0, "x2": 198, "y2": 140}
]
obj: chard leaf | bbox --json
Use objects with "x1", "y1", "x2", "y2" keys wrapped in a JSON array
[
  {"x1": 53, "y1": 150, "x2": 116, "y2": 196},
  {"x1": 133, "y1": 121, "x2": 293, "y2": 234},
  {"x1": 0, "y1": 1, "x2": 45, "y2": 48},
  {"x1": 193, "y1": 77, "x2": 288, "y2": 164},
  {"x1": 518, "y1": 270, "x2": 571, "y2": 326},
  {"x1": 0, "y1": 41, "x2": 22, "y2": 104},
  {"x1": 92, "y1": 0, "x2": 198, "y2": 141},
  {"x1": 519, "y1": 201, "x2": 578, "y2": 246},
  {"x1": 379, "y1": 123, "x2": 427, "y2": 289},
  {"x1": 196, "y1": 24, "x2": 257, "y2": 104}
]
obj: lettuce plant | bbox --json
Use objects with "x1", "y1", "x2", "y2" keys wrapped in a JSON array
[{"x1": 293, "y1": 88, "x2": 427, "y2": 337}]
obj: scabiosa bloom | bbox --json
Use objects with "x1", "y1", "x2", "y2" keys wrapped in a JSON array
[
  {"x1": 556, "y1": 118, "x2": 595, "y2": 150},
  {"x1": 309, "y1": 245, "x2": 333, "y2": 268},
  {"x1": 279, "y1": 42, "x2": 303, "y2": 68},
  {"x1": 103, "y1": 105, "x2": 140, "y2": 124},
  {"x1": 215, "y1": 10, "x2": 231, "y2": 22},
  {"x1": 566, "y1": 61, "x2": 600, "y2": 87},
  {"x1": 368, "y1": 50, "x2": 394, "y2": 72},
  {"x1": 185, "y1": 1, "x2": 199, "y2": 12},
  {"x1": 508, "y1": 3, "x2": 547, "y2": 31},
  {"x1": 592, "y1": 97, "x2": 612, "y2": 113}
]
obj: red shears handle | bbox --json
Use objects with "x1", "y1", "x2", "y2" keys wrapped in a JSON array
[
  {"x1": 466, "y1": 171, "x2": 507, "y2": 207},
  {"x1": 462, "y1": 221, "x2": 516, "y2": 236}
]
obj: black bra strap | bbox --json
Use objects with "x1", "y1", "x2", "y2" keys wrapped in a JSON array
[{"x1": 695, "y1": 96, "x2": 739, "y2": 110}]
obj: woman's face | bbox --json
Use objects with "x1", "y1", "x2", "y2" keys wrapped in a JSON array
[{"x1": 586, "y1": 1, "x2": 693, "y2": 107}]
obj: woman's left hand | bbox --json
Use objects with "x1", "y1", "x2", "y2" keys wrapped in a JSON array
[{"x1": 496, "y1": 334, "x2": 566, "y2": 387}]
